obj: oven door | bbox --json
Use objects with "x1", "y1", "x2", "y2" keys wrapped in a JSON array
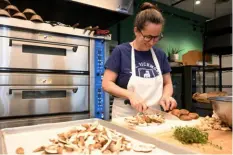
[
  {"x1": 0, "y1": 86, "x2": 89, "y2": 117},
  {"x1": 0, "y1": 37, "x2": 89, "y2": 71}
]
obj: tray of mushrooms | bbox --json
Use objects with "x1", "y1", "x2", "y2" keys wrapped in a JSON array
[{"x1": 0, "y1": 119, "x2": 182, "y2": 155}]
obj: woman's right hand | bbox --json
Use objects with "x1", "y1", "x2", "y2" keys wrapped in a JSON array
[{"x1": 128, "y1": 92, "x2": 148, "y2": 112}]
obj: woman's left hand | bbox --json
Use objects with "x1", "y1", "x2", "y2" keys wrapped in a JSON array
[{"x1": 159, "y1": 96, "x2": 177, "y2": 111}]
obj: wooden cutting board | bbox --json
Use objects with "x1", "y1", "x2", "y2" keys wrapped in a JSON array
[{"x1": 154, "y1": 130, "x2": 232, "y2": 154}]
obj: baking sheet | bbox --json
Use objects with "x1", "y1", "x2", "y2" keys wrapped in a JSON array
[
  {"x1": 0, "y1": 118, "x2": 197, "y2": 154},
  {"x1": 112, "y1": 117, "x2": 202, "y2": 135}
]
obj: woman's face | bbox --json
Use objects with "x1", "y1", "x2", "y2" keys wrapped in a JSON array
[{"x1": 134, "y1": 22, "x2": 163, "y2": 50}]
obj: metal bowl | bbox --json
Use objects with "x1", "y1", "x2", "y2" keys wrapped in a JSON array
[{"x1": 208, "y1": 96, "x2": 232, "y2": 127}]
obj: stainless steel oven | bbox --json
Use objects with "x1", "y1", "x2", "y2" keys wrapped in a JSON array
[
  {"x1": 0, "y1": 17, "x2": 113, "y2": 119},
  {"x1": 0, "y1": 23, "x2": 91, "y2": 118},
  {"x1": 0, "y1": 29, "x2": 89, "y2": 71},
  {"x1": 0, "y1": 73, "x2": 89, "y2": 117}
]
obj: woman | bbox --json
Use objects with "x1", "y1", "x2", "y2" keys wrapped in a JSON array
[{"x1": 102, "y1": 2, "x2": 177, "y2": 118}]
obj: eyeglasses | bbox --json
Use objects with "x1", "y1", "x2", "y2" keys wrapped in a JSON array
[{"x1": 140, "y1": 31, "x2": 163, "y2": 42}]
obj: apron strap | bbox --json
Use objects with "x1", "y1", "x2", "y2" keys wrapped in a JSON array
[
  {"x1": 131, "y1": 45, "x2": 136, "y2": 76},
  {"x1": 150, "y1": 48, "x2": 162, "y2": 75}
]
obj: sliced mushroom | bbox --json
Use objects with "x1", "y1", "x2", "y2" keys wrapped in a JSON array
[
  {"x1": 64, "y1": 144, "x2": 74, "y2": 152},
  {"x1": 97, "y1": 124, "x2": 104, "y2": 132},
  {"x1": 81, "y1": 123, "x2": 90, "y2": 129},
  {"x1": 105, "y1": 128, "x2": 113, "y2": 139},
  {"x1": 45, "y1": 145, "x2": 58, "y2": 154},
  {"x1": 120, "y1": 144, "x2": 125, "y2": 151},
  {"x1": 33, "y1": 146, "x2": 45, "y2": 152},
  {"x1": 76, "y1": 125, "x2": 87, "y2": 131},
  {"x1": 85, "y1": 135, "x2": 95, "y2": 147},
  {"x1": 101, "y1": 139, "x2": 112, "y2": 152},
  {"x1": 57, "y1": 146, "x2": 63, "y2": 154},
  {"x1": 94, "y1": 143, "x2": 102, "y2": 149},
  {"x1": 78, "y1": 136, "x2": 85, "y2": 147},
  {"x1": 133, "y1": 144, "x2": 152, "y2": 153},
  {"x1": 16, "y1": 147, "x2": 24, "y2": 154},
  {"x1": 133, "y1": 143, "x2": 156, "y2": 153},
  {"x1": 49, "y1": 139, "x2": 58, "y2": 144},
  {"x1": 89, "y1": 121, "x2": 99, "y2": 131},
  {"x1": 103, "y1": 149, "x2": 112, "y2": 154},
  {"x1": 67, "y1": 133, "x2": 77, "y2": 143},
  {"x1": 125, "y1": 143, "x2": 132, "y2": 151},
  {"x1": 109, "y1": 137, "x2": 122, "y2": 153},
  {"x1": 58, "y1": 137, "x2": 67, "y2": 144}
]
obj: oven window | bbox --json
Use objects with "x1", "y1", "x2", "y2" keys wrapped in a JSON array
[
  {"x1": 23, "y1": 45, "x2": 66, "y2": 56},
  {"x1": 22, "y1": 90, "x2": 66, "y2": 99}
]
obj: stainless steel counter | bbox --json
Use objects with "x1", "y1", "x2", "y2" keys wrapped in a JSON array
[
  {"x1": 0, "y1": 114, "x2": 89, "y2": 130},
  {"x1": 0, "y1": 118, "x2": 197, "y2": 154}
]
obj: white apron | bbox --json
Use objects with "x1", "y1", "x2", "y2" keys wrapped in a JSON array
[{"x1": 112, "y1": 46, "x2": 163, "y2": 118}]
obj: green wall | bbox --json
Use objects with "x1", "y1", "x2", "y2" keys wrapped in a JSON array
[{"x1": 110, "y1": 1, "x2": 207, "y2": 60}]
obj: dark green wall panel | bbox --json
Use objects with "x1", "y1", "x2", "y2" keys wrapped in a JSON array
[{"x1": 110, "y1": 1, "x2": 208, "y2": 60}]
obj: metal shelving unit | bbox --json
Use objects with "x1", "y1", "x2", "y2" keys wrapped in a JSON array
[
  {"x1": 171, "y1": 65, "x2": 231, "y2": 116},
  {"x1": 202, "y1": 14, "x2": 232, "y2": 92}
]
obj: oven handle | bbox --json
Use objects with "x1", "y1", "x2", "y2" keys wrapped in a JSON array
[
  {"x1": 9, "y1": 86, "x2": 78, "y2": 95},
  {"x1": 9, "y1": 39, "x2": 78, "y2": 52}
]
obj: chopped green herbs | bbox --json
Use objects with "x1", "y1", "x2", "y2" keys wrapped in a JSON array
[{"x1": 173, "y1": 126, "x2": 208, "y2": 144}]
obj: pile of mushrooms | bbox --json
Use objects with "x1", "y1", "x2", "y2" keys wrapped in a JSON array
[
  {"x1": 124, "y1": 113, "x2": 165, "y2": 126},
  {"x1": 196, "y1": 115, "x2": 231, "y2": 131},
  {"x1": 16, "y1": 121, "x2": 156, "y2": 154}
]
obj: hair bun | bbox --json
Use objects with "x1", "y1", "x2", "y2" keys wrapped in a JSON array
[{"x1": 140, "y1": 2, "x2": 159, "y2": 11}]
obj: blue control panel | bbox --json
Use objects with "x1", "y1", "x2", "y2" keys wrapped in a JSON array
[{"x1": 94, "y1": 39, "x2": 105, "y2": 119}]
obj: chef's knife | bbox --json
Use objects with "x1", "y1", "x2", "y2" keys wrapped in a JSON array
[{"x1": 124, "y1": 99, "x2": 179, "y2": 120}]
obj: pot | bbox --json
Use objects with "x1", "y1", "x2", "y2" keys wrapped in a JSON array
[
  {"x1": 208, "y1": 96, "x2": 232, "y2": 127},
  {"x1": 169, "y1": 54, "x2": 179, "y2": 62}
]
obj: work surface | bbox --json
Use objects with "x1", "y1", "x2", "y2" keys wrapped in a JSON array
[
  {"x1": 112, "y1": 117, "x2": 232, "y2": 154},
  {"x1": 0, "y1": 118, "x2": 196, "y2": 155}
]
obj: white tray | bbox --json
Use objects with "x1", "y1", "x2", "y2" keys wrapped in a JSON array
[
  {"x1": 0, "y1": 118, "x2": 197, "y2": 154},
  {"x1": 112, "y1": 117, "x2": 202, "y2": 134}
]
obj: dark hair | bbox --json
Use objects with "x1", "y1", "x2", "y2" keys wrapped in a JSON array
[{"x1": 134, "y1": 2, "x2": 165, "y2": 31}]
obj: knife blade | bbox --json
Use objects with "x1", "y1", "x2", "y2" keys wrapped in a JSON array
[{"x1": 124, "y1": 99, "x2": 179, "y2": 120}]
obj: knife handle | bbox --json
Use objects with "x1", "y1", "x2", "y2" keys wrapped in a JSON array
[
  {"x1": 124, "y1": 99, "x2": 131, "y2": 105},
  {"x1": 124, "y1": 99, "x2": 169, "y2": 112}
]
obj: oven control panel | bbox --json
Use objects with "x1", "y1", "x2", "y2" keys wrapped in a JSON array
[{"x1": 94, "y1": 39, "x2": 105, "y2": 119}]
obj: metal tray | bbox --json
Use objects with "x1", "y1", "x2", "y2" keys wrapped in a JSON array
[{"x1": 0, "y1": 118, "x2": 197, "y2": 154}]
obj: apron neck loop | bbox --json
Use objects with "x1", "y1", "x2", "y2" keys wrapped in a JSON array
[{"x1": 131, "y1": 43, "x2": 160, "y2": 76}]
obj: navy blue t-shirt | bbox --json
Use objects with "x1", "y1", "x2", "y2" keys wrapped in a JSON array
[{"x1": 104, "y1": 43, "x2": 171, "y2": 89}]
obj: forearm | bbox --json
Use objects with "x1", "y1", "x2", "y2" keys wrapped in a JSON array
[
  {"x1": 102, "y1": 81, "x2": 132, "y2": 99},
  {"x1": 162, "y1": 83, "x2": 173, "y2": 97}
]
